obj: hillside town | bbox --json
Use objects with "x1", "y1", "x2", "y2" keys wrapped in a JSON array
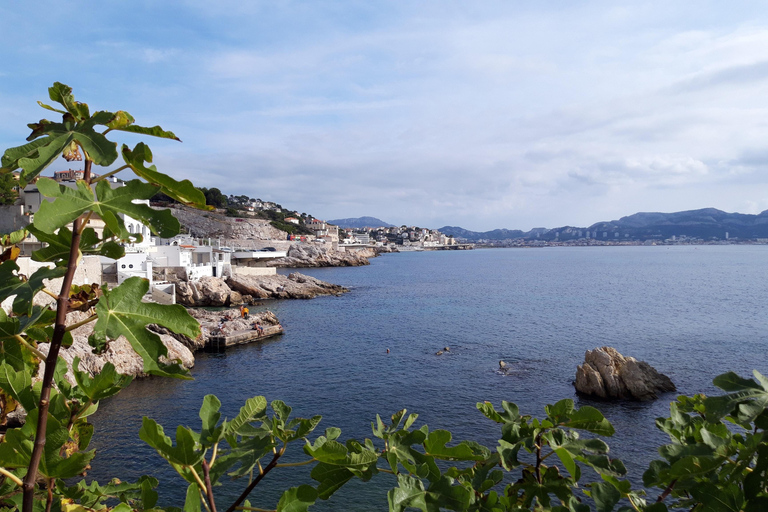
[{"x1": 0, "y1": 171, "x2": 468, "y2": 308}]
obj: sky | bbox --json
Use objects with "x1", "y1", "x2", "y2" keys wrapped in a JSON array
[{"x1": 2, "y1": 1, "x2": 768, "y2": 231}]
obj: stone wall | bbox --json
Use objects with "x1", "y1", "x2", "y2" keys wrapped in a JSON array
[
  {"x1": 2, "y1": 255, "x2": 103, "y2": 313},
  {"x1": 233, "y1": 266, "x2": 277, "y2": 276}
]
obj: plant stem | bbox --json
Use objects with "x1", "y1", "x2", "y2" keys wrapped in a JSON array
[
  {"x1": 45, "y1": 479, "x2": 54, "y2": 512},
  {"x1": 535, "y1": 433, "x2": 542, "y2": 484},
  {"x1": 13, "y1": 335, "x2": 46, "y2": 360},
  {"x1": 210, "y1": 442, "x2": 219, "y2": 466},
  {"x1": 91, "y1": 165, "x2": 129, "y2": 183},
  {"x1": 0, "y1": 467, "x2": 23, "y2": 487},
  {"x1": 77, "y1": 212, "x2": 93, "y2": 236},
  {"x1": 64, "y1": 314, "x2": 98, "y2": 332},
  {"x1": 226, "y1": 449, "x2": 283, "y2": 512},
  {"x1": 22, "y1": 160, "x2": 91, "y2": 512},
  {"x1": 203, "y1": 459, "x2": 218, "y2": 512},
  {"x1": 190, "y1": 466, "x2": 208, "y2": 496},
  {"x1": 656, "y1": 478, "x2": 677, "y2": 502},
  {"x1": 275, "y1": 459, "x2": 315, "y2": 468},
  {"x1": 42, "y1": 289, "x2": 59, "y2": 301}
]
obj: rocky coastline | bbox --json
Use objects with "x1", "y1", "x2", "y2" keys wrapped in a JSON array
[
  {"x1": 175, "y1": 272, "x2": 348, "y2": 307},
  {"x1": 269, "y1": 244, "x2": 395, "y2": 268}
]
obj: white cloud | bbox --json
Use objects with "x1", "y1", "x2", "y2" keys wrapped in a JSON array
[{"x1": 3, "y1": 2, "x2": 768, "y2": 231}]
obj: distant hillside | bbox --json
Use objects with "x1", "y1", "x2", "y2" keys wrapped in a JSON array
[
  {"x1": 328, "y1": 216, "x2": 394, "y2": 229},
  {"x1": 440, "y1": 208, "x2": 768, "y2": 242},
  {"x1": 439, "y1": 226, "x2": 528, "y2": 241}
]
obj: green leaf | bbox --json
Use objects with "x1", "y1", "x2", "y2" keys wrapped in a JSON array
[
  {"x1": 0, "y1": 361, "x2": 37, "y2": 412},
  {"x1": 387, "y1": 474, "x2": 429, "y2": 512},
  {"x1": 591, "y1": 481, "x2": 621, "y2": 512},
  {"x1": 92, "y1": 277, "x2": 199, "y2": 378},
  {"x1": 122, "y1": 143, "x2": 209, "y2": 209},
  {"x1": 0, "y1": 426, "x2": 33, "y2": 468},
  {"x1": 423, "y1": 429, "x2": 486, "y2": 461},
  {"x1": 546, "y1": 399, "x2": 576, "y2": 424},
  {"x1": 107, "y1": 111, "x2": 181, "y2": 141},
  {"x1": 304, "y1": 437, "x2": 378, "y2": 469},
  {"x1": 47, "y1": 82, "x2": 86, "y2": 119},
  {"x1": 140, "y1": 478, "x2": 159, "y2": 509},
  {"x1": 667, "y1": 455, "x2": 723, "y2": 479},
  {"x1": 0, "y1": 260, "x2": 67, "y2": 315},
  {"x1": 477, "y1": 400, "x2": 520, "y2": 423},
  {"x1": 310, "y1": 463, "x2": 355, "y2": 500},
  {"x1": 199, "y1": 394, "x2": 223, "y2": 446},
  {"x1": 565, "y1": 406, "x2": 615, "y2": 436},
  {"x1": 184, "y1": 483, "x2": 201, "y2": 512},
  {"x1": 34, "y1": 178, "x2": 180, "y2": 238},
  {"x1": 139, "y1": 418, "x2": 204, "y2": 466},
  {"x1": 6, "y1": 109, "x2": 117, "y2": 184},
  {"x1": 226, "y1": 395, "x2": 268, "y2": 435},
  {"x1": 713, "y1": 372, "x2": 763, "y2": 392},
  {"x1": 387, "y1": 473, "x2": 471, "y2": 512},
  {"x1": 276, "y1": 485, "x2": 318, "y2": 512},
  {"x1": 689, "y1": 482, "x2": 742, "y2": 512},
  {"x1": 553, "y1": 447, "x2": 578, "y2": 478},
  {"x1": 73, "y1": 360, "x2": 133, "y2": 401},
  {"x1": 272, "y1": 400, "x2": 292, "y2": 421},
  {"x1": 29, "y1": 225, "x2": 125, "y2": 264}
]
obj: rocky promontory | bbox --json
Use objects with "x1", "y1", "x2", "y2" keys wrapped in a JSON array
[
  {"x1": 270, "y1": 244, "x2": 374, "y2": 267},
  {"x1": 175, "y1": 273, "x2": 347, "y2": 307},
  {"x1": 574, "y1": 346, "x2": 676, "y2": 401}
]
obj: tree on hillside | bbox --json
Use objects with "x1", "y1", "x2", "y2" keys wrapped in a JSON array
[
  {"x1": 0, "y1": 172, "x2": 18, "y2": 205},
  {"x1": 198, "y1": 186, "x2": 227, "y2": 208}
]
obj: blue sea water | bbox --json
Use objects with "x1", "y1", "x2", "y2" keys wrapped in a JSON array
[{"x1": 88, "y1": 245, "x2": 768, "y2": 509}]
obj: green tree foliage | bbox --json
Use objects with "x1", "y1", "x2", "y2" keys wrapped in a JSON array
[
  {"x1": 0, "y1": 172, "x2": 18, "y2": 205},
  {"x1": 2, "y1": 83, "x2": 768, "y2": 512},
  {"x1": 197, "y1": 187, "x2": 228, "y2": 209}
]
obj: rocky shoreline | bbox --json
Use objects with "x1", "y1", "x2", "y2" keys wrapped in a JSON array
[
  {"x1": 175, "y1": 272, "x2": 348, "y2": 307},
  {"x1": 270, "y1": 244, "x2": 395, "y2": 268}
]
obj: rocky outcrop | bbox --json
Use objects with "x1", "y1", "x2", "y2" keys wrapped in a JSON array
[
  {"x1": 227, "y1": 272, "x2": 348, "y2": 300},
  {"x1": 574, "y1": 347, "x2": 675, "y2": 401},
  {"x1": 270, "y1": 245, "x2": 372, "y2": 268},
  {"x1": 174, "y1": 273, "x2": 347, "y2": 306},
  {"x1": 168, "y1": 205, "x2": 286, "y2": 239},
  {"x1": 175, "y1": 276, "x2": 233, "y2": 307},
  {"x1": 32, "y1": 312, "x2": 196, "y2": 390},
  {"x1": 187, "y1": 308, "x2": 280, "y2": 338}
]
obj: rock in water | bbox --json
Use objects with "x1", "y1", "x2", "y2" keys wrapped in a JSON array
[{"x1": 574, "y1": 346, "x2": 675, "y2": 401}]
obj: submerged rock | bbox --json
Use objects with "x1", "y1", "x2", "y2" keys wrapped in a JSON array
[{"x1": 574, "y1": 346, "x2": 675, "y2": 401}]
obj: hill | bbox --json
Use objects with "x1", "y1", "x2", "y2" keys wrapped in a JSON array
[
  {"x1": 328, "y1": 216, "x2": 394, "y2": 229},
  {"x1": 439, "y1": 208, "x2": 768, "y2": 242}
]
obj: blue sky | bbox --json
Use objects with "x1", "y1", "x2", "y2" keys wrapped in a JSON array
[{"x1": 3, "y1": 1, "x2": 768, "y2": 231}]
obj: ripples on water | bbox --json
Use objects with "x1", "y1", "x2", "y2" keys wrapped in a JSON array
[{"x1": 88, "y1": 246, "x2": 768, "y2": 509}]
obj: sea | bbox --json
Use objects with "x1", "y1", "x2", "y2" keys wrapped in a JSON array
[{"x1": 87, "y1": 245, "x2": 768, "y2": 509}]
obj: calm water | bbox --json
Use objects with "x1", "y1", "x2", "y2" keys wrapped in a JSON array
[{"x1": 88, "y1": 246, "x2": 768, "y2": 509}]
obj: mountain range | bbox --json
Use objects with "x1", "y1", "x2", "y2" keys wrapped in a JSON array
[
  {"x1": 438, "y1": 208, "x2": 768, "y2": 241},
  {"x1": 328, "y1": 216, "x2": 394, "y2": 229}
]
